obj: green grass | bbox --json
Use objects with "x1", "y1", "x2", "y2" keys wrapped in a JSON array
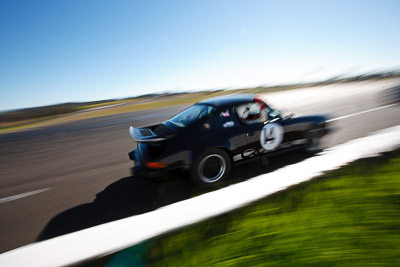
[{"x1": 143, "y1": 149, "x2": 400, "y2": 266}]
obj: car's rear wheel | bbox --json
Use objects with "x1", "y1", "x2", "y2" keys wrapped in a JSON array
[{"x1": 191, "y1": 148, "x2": 231, "y2": 186}]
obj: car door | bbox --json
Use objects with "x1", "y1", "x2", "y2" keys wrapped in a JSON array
[
  {"x1": 235, "y1": 101, "x2": 286, "y2": 153},
  {"x1": 197, "y1": 107, "x2": 249, "y2": 156}
]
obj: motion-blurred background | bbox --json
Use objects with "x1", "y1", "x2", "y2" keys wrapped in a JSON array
[{"x1": 0, "y1": 1, "x2": 399, "y2": 265}]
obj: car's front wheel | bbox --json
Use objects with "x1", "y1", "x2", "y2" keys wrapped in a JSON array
[
  {"x1": 191, "y1": 148, "x2": 231, "y2": 187},
  {"x1": 303, "y1": 128, "x2": 325, "y2": 154}
]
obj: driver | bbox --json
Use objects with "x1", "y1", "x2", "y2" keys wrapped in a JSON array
[{"x1": 237, "y1": 104, "x2": 262, "y2": 124}]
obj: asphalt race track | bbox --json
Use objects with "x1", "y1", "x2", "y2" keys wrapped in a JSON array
[{"x1": 0, "y1": 80, "x2": 399, "y2": 253}]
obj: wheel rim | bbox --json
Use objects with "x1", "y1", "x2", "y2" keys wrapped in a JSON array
[{"x1": 198, "y1": 154, "x2": 226, "y2": 183}]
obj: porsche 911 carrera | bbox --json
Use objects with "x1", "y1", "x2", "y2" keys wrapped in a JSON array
[{"x1": 129, "y1": 94, "x2": 333, "y2": 186}]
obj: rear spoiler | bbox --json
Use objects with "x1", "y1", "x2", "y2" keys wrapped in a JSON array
[{"x1": 129, "y1": 126, "x2": 166, "y2": 144}]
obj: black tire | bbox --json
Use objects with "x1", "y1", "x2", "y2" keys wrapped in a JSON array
[
  {"x1": 191, "y1": 148, "x2": 231, "y2": 186},
  {"x1": 303, "y1": 128, "x2": 325, "y2": 154}
]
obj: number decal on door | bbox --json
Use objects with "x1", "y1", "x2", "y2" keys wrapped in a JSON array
[{"x1": 260, "y1": 123, "x2": 283, "y2": 151}]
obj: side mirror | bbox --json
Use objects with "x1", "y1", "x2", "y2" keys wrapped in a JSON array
[{"x1": 283, "y1": 113, "x2": 294, "y2": 121}]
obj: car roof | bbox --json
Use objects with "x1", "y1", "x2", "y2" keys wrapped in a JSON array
[{"x1": 198, "y1": 93, "x2": 256, "y2": 108}]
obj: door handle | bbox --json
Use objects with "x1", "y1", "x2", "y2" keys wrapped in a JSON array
[{"x1": 246, "y1": 132, "x2": 255, "y2": 137}]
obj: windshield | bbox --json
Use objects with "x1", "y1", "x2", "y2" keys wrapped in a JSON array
[
  {"x1": 168, "y1": 104, "x2": 216, "y2": 127},
  {"x1": 267, "y1": 106, "x2": 281, "y2": 120}
]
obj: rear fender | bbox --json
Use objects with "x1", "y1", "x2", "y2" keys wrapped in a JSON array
[{"x1": 189, "y1": 143, "x2": 232, "y2": 167}]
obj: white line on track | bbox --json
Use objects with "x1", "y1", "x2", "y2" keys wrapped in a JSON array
[
  {"x1": 327, "y1": 103, "x2": 397, "y2": 122},
  {"x1": 1, "y1": 125, "x2": 400, "y2": 267},
  {"x1": 0, "y1": 188, "x2": 51, "y2": 204}
]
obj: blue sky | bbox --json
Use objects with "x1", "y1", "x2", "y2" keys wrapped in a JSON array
[{"x1": 1, "y1": 0, "x2": 399, "y2": 111}]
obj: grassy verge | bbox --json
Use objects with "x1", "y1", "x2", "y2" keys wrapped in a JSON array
[{"x1": 143, "y1": 149, "x2": 400, "y2": 266}]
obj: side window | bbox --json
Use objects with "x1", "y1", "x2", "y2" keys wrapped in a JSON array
[
  {"x1": 235, "y1": 101, "x2": 267, "y2": 124},
  {"x1": 203, "y1": 109, "x2": 238, "y2": 130},
  {"x1": 266, "y1": 106, "x2": 281, "y2": 121}
]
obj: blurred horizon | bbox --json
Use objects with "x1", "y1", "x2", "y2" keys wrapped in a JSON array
[
  {"x1": 0, "y1": 69, "x2": 399, "y2": 114},
  {"x1": 1, "y1": 0, "x2": 399, "y2": 111}
]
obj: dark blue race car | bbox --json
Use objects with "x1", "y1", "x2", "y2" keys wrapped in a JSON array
[{"x1": 129, "y1": 94, "x2": 332, "y2": 186}]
